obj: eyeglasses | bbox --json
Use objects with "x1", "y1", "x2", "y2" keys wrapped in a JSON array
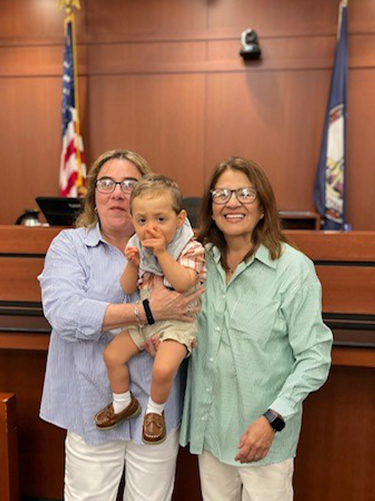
[
  {"x1": 211, "y1": 187, "x2": 257, "y2": 205},
  {"x1": 95, "y1": 177, "x2": 138, "y2": 194}
]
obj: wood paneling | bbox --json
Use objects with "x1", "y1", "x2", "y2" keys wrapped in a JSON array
[
  {"x1": 0, "y1": 0, "x2": 86, "y2": 41},
  {"x1": 0, "y1": 0, "x2": 375, "y2": 229},
  {"x1": 0, "y1": 73, "x2": 89, "y2": 225},
  {"x1": 332, "y1": 346, "x2": 375, "y2": 368},
  {"x1": 86, "y1": 0, "x2": 207, "y2": 40},
  {"x1": 316, "y1": 266, "x2": 375, "y2": 314},
  {"x1": 294, "y1": 367, "x2": 375, "y2": 501},
  {"x1": 346, "y1": 69, "x2": 375, "y2": 230},
  {"x1": 89, "y1": 73, "x2": 206, "y2": 195},
  {"x1": 0, "y1": 257, "x2": 44, "y2": 301},
  {"x1": 0, "y1": 393, "x2": 19, "y2": 501},
  {"x1": 287, "y1": 230, "x2": 375, "y2": 261},
  {"x1": 0, "y1": 333, "x2": 49, "y2": 351},
  {"x1": 0, "y1": 351, "x2": 65, "y2": 500},
  {"x1": 87, "y1": 40, "x2": 207, "y2": 75},
  {"x1": 204, "y1": 70, "x2": 330, "y2": 210},
  {"x1": 206, "y1": 0, "x2": 342, "y2": 36},
  {"x1": 0, "y1": 225, "x2": 62, "y2": 254}
]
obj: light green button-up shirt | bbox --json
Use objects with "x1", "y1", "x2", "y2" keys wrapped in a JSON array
[{"x1": 180, "y1": 243, "x2": 333, "y2": 466}]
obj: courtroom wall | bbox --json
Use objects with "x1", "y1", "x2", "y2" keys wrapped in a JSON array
[{"x1": 0, "y1": 0, "x2": 375, "y2": 229}]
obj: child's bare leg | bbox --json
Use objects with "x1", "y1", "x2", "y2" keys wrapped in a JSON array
[
  {"x1": 95, "y1": 331, "x2": 142, "y2": 429},
  {"x1": 150, "y1": 340, "x2": 187, "y2": 405},
  {"x1": 103, "y1": 330, "x2": 140, "y2": 393},
  {"x1": 142, "y1": 340, "x2": 187, "y2": 444}
]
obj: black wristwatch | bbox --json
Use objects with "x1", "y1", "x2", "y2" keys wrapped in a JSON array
[{"x1": 262, "y1": 409, "x2": 285, "y2": 432}]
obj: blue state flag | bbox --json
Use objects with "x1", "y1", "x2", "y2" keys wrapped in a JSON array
[{"x1": 314, "y1": 0, "x2": 348, "y2": 230}]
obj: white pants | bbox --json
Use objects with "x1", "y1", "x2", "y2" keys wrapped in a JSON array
[
  {"x1": 65, "y1": 429, "x2": 179, "y2": 501},
  {"x1": 199, "y1": 450, "x2": 294, "y2": 501}
]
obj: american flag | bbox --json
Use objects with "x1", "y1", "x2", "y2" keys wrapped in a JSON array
[{"x1": 59, "y1": 16, "x2": 86, "y2": 197}]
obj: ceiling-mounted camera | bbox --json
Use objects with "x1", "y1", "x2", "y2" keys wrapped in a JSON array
[{"x1": 239, "y1": 29, "x2": 261, "y2": 61}]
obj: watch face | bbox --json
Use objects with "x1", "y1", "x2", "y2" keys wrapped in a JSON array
[
  {"x1": 272, "y1": 416, "x2": 285, "y2": 432},
  {"x1": 264, "y1": 410, "x2": 285, "y2": 431}
]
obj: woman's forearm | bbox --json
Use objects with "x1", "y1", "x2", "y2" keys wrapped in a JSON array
[
  {"x1": 102, "y1": 302, "x2": 146, "y2": 331},
  {"x1": 102, "y1": 281, "x2": 205, "y2": 332}
]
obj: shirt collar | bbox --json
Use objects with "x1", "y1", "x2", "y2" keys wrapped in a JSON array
[
  {"x1": 210, "y1": 243, "x2": 277, "y2": 270},
  {"x1": 83, "y1": 223, "x2": 103, "y2": 247},
  {"x1": 255, "y1": 244, "x2": 277, "y2": 269}
]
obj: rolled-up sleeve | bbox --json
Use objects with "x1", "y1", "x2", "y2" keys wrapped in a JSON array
[
  {"x1": 270, "y1": 279, "x2": 333, "y2": 418},
  {"x1": 38, "y1": 231, "x2": 109, "y2": 342}
]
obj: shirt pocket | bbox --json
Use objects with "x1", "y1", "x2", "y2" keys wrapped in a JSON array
[{"x1": 229, "y1": 296, "x2": 279, "y2": 345}]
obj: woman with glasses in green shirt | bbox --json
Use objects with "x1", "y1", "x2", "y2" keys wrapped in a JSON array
[{"x1": 180, "y1": 156, "x2": 332, "y2": 501}]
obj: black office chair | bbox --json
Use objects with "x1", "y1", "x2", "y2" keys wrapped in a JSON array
[{"x1": 182, "y1": 197, "x2": 202, "y2": 229}]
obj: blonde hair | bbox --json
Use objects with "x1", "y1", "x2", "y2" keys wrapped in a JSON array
[
  {"x1": 199, "y1": 157, "x2": 291, "y2": 270},
  {"x1": 76, "y1": 150, "x2": 152, "y2": 228},
  {"x1": 130, "y1": 174, "x2": 183, "y2": 214}
]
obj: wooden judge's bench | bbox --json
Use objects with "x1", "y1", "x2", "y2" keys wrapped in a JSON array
[{"x1": 0, "y1": 226, "x2": 374, "y2": 501}]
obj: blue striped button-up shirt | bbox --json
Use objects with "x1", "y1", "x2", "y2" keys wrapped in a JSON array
[{"x1": 38, "y1": 224, "x2": 184, "y2": 444}]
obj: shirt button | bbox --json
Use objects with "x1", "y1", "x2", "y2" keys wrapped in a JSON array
[
  {"x1": 209, "y1": 357, "x2": 214, "y2": 363},
  {"x1": 215, "y1": 326, "x2": 220, "y2": 332},
  {"x1": 206, "y1": 387, "x2": 211, "y2": 392},
  {"x1": 201, "y1": 416, "x2": 207, "y2": 421}
]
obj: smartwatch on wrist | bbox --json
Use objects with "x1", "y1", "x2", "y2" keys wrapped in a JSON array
[{"x1": 262, "y1": 409, "x2": 285, "y2": 432}]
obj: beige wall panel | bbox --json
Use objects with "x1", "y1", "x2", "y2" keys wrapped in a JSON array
[
  {"x1": 0, "y1": 78, "x2": 61, "y2": 224},
  {"x1": 0, "y1": 45, "x2": 63, "y2": 77},
  {"x1": 294, "y1": 367, "x2": 375, "y2": 501},
  {"x1": 87, "y1": 0, "x2": 207, "y2": 40},
  {"x1": 0, "y1": 0, "x2": 86, "y2": 42},
  {"x1": 89, "y1": 73, "x2": 205, "y2": 196},
  {"x1": 207, "y1": 0, "x2": 341, "y2": 36},
  {"x1": 346, "y1": 69, "x2": 375, "y2": 230},
  {"x1": 0, "y1": 0, "x2": 374, "y2": 230},
  {"x1": 351, "y1": 0, "x2": 375, "y2": 32},
  {"x1": 87, "y1": 35, "x2": 342, "y2": 76},
  {"x1": 207, "y1": 36, "x2": 336, "y2": 72},
  {"x1": 87, "y1": 40, "x2": 207, "y2": 75},
  {"x1": 350, "y1": 34, "x2": 375, "y2": 68},
  {"x1": 0, "y1": 76, "x2": 88, "y2": 225},
  {"x1": 0, "y1": 44, "x2": 88, "y2": 77},
  {"x1": 204, "y1": 70, "x2": 331, "y2": 211}
]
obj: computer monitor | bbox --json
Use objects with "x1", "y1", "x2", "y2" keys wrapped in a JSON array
[
  {"x1": 183, "y1": 197, "x2": 202, "y2": 229},
  {"x1": 36, "y1": 196, "x2": 84, "y2": 226}
]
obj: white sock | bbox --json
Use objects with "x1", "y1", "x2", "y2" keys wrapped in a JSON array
[
  {"x1": 113, "y1": 391, "x2": 131, "y2": 414},
  {"x1": 146, "y1": 397, "x2": 165, "y2": 416}
]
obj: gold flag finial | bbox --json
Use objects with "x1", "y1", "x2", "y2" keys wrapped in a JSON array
[{"x1": 57, "y1": 0, "x2": 81, "y2": 15}]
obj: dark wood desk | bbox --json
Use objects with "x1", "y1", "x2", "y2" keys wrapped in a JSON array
[{"x1": 0, "y1": 226, "x2": 374, "y2": 501}]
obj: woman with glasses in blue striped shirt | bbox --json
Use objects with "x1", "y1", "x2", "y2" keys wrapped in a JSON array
[{"x1": 38, "y1": 149, "x2": 203, "y2": 501}]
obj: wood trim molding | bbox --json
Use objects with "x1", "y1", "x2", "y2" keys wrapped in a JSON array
[{"x1": 0, "y1": 393, "x2": 19, "y2": 501}]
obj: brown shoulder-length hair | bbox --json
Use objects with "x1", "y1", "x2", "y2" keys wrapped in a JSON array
[
  {"x1": 198, "y1": 156, "x2": 290, "y2": 270},
  {"x1": 76, "y1": 149, "x2": 152, "y2": 228}
]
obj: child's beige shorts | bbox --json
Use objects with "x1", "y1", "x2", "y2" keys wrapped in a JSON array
[{"x1": 127, "y1": 318, "x2": 197, "y2": 354}]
